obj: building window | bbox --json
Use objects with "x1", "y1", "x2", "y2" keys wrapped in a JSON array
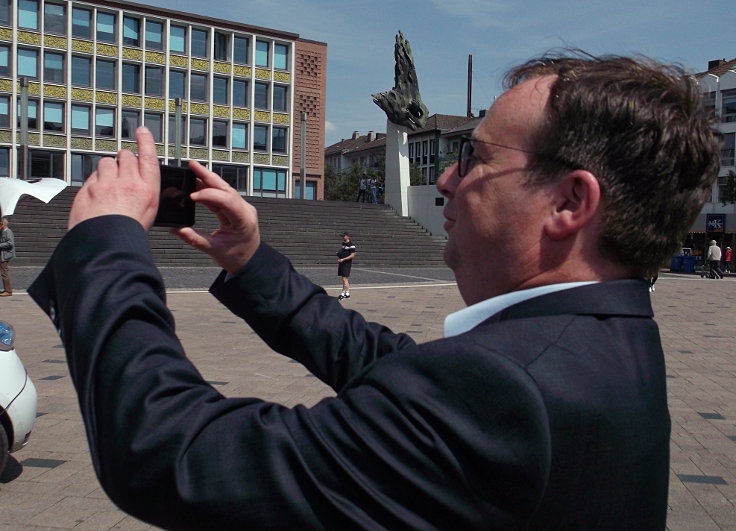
[
  {"x1": 430, "y1": 140, "x2": 436, "y2": 163},
  {"x1": 722, "y1": 89, "x2": 736, "y2": 123},
  {"x1": 44, "y1": 51, "x2": 64, "y2": 83},
  {"x1": 255, "y1": 40, "x2": 269, "y2": 67},
  {"x1": 0, "y1": 96, "x2": 8, "y2": 128},
  {"x1": 72, "y1": 55, "x2": 91, "y2": 86},
  {"x1": 189, "y1": 118, "x2": 206, "y2": 145},
  {"x1": 95, "y1": 107, "x2": 115, "y2": 137},
  {"x1": 44, "y1": 2, "x2": 65, "y2": 35},
  {"x1": 212, "y1": 120, "x2": 227, "y2": 147},
  {"x1": 273, "y1": 85, "x2": 288, "y2": 112},
  {"x1": 213, "y1": 164, "x2": 248, "y2": 192},
  {"x1": 122, "y1": 63, "x2": 140, "y2": 93},
  {"x1": 145, "y1": 65, "x2": 163, "y2": 96},
  {"x1": 17, "y1": 99, "x2": 38, "y2": 129},
  {"x1": 0, "y1": 147, "x2": 8, "y2": 177},
  {"x1": 0, "y1": 44, "x2": 8, "y2": 76},
  {"x1": 71, "y1": 104, "x2": 90, "y2": 135},
  {"x1": 232, "y1": 122, "x2": 248, "y2": 149},
  {"x1": 96, "y1": 12, "x2": 116, "y2": 43},
  {"x1": 295, "y1": 180, "x2": 316, "y2": 200},
  {"x1": 274, "y1": 43, "x2": 288, "y2": 70},
  {"x1": 144, "y1": 112, "x2": 162, "y2": 142},
  {"x1": 169, "y1": 70, "x2": 185, "y2": 99},
  {"x1": 255, "y1": 82, "x2": 269, "y2": 109},
  {"x1": 191, "y1": 28, "x2": 208, "y2": 58},
  {"x1": 214, "y1": 32, "x2": 229, "y2": 61},
  {"x1": 71, "y1": 152, "x2": 102, "y2": 183},
  {"x1": 234, "y1": 36, "x2": 249, "y2": 64},
  {"x1": 145, "y1": 20, "x2": 163, "y2": 50},
  {"x1": 30, "y1": 149, "x2": 64, "y2": 178},
  {"x1": 72, "y1": 7, "x2": 91, "y2": 39},
  {"x1": 121, "y1": 110, "x2": 139, "y2": 140},
  {"x1": 43, "y1": 101, "x2": 63, "y2": 132},
  {"x1": 253, "y1": 167, "x2": 286, "y2": 197},
  {"x1": 168, "y1": 115, "x2": 186, "y2": 144},
  {"x1": 18, "y1": 48, "x2": 38, "y2": 79},
  {"x1": 96, "y1": 59, "x2": 116, "y2": 90},
  {"x1": 721, "y1": 132, "x2": 735, "y2": 167},
  {"x1": 213, "y1": 76, "x2": 228, "y2": 105},
  {"x1": 18, "y1": 0, "x2": 38, "y2": 30},
  {"x1": 190, "y1": 73, "x2": 207, "y2": 101},
  {"x1": 272, "y1": 127, "x2": 287, "y2": 153},
  {"x1": 0, "y1": 0, "x2": 9, "y2": 26},
  {"x1": 169, "y1": 25, "x2": 186, "y2": 54},
  {"x1": 253, "y1": 124, "x2": 267, "y2": 150},
  {"x1": 123, "y1": 16, "x2": 140, "y2": 47},
  {"x1": 233, "y1": 79, "x2": 248, "y2": 107}
]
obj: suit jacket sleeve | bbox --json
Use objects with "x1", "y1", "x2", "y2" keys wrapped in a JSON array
[
  {"x1": 210, "y1": 242, "x2": 416, "y2": 391},
  {"x1": 28, "y1": 216, "x2": 550, "y2": 530}
]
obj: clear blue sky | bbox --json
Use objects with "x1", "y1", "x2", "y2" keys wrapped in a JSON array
[{"x1": 145, "y1": 0, "x2": 733, "y2": 147}]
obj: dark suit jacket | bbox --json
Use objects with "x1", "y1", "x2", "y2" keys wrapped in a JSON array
[{"x1": 29, "y1": 216, "x2": 670, "y2": 530}]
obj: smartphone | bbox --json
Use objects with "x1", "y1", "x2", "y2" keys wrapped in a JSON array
[{"x1": 154, "y1": 165, "x2": 196, "y2": 228}]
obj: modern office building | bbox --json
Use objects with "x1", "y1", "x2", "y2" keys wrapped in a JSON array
[
  {"x1": 693, "y1": 57, "x2": 736, "y2": 254},
  {"x1": 0, "y1": 0, "x2": 326, "y2": 199}
]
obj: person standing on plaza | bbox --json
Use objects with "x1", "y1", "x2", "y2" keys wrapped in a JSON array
[
  {"x1": 356, "y1": 176, "x2": 367, "y2": 202},
  {"x1": 336, "y1": 232, "x2": 356, "y2": 300},
  {"x1": 28, "y1": 51, "x2": 721, "y2": 529},
  {"x1": 369, "y1": 176, "x2": 378, "y2": 203},
  {"x1": 724, "y1": 246, "x2": 732, "y2": 273},
  {"x1": 707, "y1": 239, "x2": 724, "y2": 278},
  {"x1": 0, "y1": 217, "x2": 15, "y2": 297}
]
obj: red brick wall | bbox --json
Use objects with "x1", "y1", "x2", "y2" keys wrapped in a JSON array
[{"x1": 293, "y1": 39, "x2": 327, "y2": 199}]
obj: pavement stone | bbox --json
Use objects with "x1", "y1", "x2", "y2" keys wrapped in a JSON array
[{"x1": 0, "y1": 270, "x2": 734, "y2": 529}]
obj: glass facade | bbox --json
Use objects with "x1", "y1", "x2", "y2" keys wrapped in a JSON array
[{"x1": 0, "y1": 0, "x2": 311, "y2": 196}]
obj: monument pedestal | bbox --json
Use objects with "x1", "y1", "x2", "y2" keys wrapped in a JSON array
[{"x1": 384, "y1": 120, "x2": 410, "y2": 217}]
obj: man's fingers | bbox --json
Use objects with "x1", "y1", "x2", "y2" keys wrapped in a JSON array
[
  {"x1": 189, "y1": 160, "x2": 232, "y2": 191},
  {"x1": 135, "y1": 127, "x2": 160, "y2": 182},
  {"x1": 171, "y1": 227, "x2": 214, "y2": 253}
]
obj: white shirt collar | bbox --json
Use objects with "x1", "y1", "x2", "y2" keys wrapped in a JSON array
[{"x1": 444, "y1": 282, "x2": 598, "y2": 337}]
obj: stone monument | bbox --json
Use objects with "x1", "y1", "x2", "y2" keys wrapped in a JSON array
[{"x1": 372, "y1": 31, "x2": 428, "y2": 216}]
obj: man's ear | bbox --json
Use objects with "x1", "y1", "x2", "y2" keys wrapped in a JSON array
[{"x1": 543, "y1": 170, "x2": 601, "y2": 240}]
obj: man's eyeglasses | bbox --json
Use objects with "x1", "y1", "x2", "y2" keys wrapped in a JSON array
[{"x1": 457, "y1": 135, "x2": 539, "y2": 178}]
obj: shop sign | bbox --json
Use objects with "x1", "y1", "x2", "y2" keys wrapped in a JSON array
[{"x1": 706, "y1": 214, "x2": 726, "y2": 233}]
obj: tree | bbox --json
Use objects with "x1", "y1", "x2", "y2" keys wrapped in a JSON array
[
  {"x1": 324, "y1": 163, "x2": 360, "y2": 201},
  {"x1": 720, "y1": 170, "x2": 736, "y2": 206}
]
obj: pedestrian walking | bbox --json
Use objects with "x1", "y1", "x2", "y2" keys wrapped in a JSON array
[
  {"x1": 356, "y1": 177, "x2": 367, "y2": 202},
  {"x1": 707, "y1": 240, "x2": 724, "y2": 279},
  {"x1": 724, "y1": 246, "x2": 732, "y2": 273},
  {"x1": 336, "y1": 232, "x2": 356, "y2": 300},
  {"x1": 0, "y1": 217, "x2": 15, "y2": 297}
]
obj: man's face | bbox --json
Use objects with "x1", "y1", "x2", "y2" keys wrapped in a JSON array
[
  {"x1": 342, "y1": 234, "x2": 349, "y2": 243},
  {"x1": 436, "y1": 76, "x2": 555, "y2": 304}
]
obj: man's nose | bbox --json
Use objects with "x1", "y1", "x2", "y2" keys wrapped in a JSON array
[{"x1": 436, "y1": 162, "x2": 459, "y2": 197}]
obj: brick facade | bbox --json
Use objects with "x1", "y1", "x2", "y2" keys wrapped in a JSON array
[{"x1": 293, "y1": 39, "x2": 327, "y2": 199}]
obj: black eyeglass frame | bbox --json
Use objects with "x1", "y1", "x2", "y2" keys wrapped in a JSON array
[{"x1": 457, "y1": 135, "x2": 540, "y2": 178}]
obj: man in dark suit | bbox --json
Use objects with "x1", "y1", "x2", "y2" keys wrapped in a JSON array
[{"x1": 29, "y1": 53, "x2": 720, "y2": 529}]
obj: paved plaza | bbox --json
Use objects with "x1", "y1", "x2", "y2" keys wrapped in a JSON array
[{"x1": 0, "y1": 267, "x2": 734, "y2": 530}]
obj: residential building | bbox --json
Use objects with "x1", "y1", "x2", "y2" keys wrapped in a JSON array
[
  {"x1": 0, "y1": 0, "x2": 326, "y2": 199},
  {"x1": 694, "y1": 57, "x2": 736, "y2": 255},
  {"x1": 325, "y1": 114, "x2": 475, "y2": 183},
  {"x1": 406, "y1": 114, "x2": 474, "y2": 185},
  {"x1": 324, "y1": 130, "x2": 385, "y2": 172}
]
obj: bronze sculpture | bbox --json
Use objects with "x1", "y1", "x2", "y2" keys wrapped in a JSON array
[{"x1": 372, "y1": 31, "x2": 429, "y2": 131}]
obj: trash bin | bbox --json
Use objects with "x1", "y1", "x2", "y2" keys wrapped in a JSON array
[
  {"x1": 670, "y1": 255, "x2": 684, "y2": 272},
  {"x1": 682, "y1": 255, "x2": 696, "y2": 273}
]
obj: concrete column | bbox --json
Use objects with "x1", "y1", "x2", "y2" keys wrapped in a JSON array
[{"x1": 384, "y1": 120, "x2": 410, "y2": 216}]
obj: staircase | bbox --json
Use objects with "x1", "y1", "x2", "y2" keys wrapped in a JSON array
[{"x1": 10, "y1": 187, "x2": 447, "y2": 268}]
